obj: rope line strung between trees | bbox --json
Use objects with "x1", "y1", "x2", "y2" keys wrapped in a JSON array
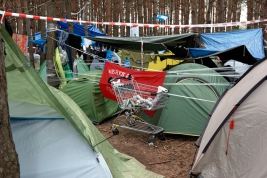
[{"x1": 0, "y1": 10, "x2": 266, "y2": 28}]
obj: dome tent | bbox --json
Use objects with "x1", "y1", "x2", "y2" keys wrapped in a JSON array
[
  {"x1": 191, "y1": 57, "x2": 267, "y2": 178},
  {"x1": 138, "y1": 63, "x2": 231, "y2": 136},
  {"x1": 61, "y1": 70, "x2": 120, "y2": 124}
]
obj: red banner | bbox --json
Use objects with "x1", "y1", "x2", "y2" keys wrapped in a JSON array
[{"x1": 100, "y1": 62, "x2": 166, "y2": 116}]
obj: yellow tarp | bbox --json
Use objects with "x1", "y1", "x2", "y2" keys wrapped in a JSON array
[{"x1": 147, "y1": 51, "x2": 184, "y2": 71}]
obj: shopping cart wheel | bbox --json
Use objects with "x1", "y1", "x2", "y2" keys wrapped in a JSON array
[
  {"x1": 112, "y1": 128, "x2": 119, "y2": 135},
  {"x1": 112, "y1": 126, "x2": 119, "y2": 135},
  {"x1": 158, "y1": 132, "x2": 166, "y2": 141},
  {"x1": 148, "y1": 135, "x2": 155, "y2": 144}
]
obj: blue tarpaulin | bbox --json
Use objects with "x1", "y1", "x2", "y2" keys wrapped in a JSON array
[
  {"x1": 57, "y1": 22, "x2": 106, "y2": 37},
  {"x1": 189, "y1": 48, "x2": 219, "y2": 58},
  {"x1": 28, "y1": 32, "x2": 46, "y2": 47},
  {"x1": 189, "y1": 29, "x2": 264, "y2": 60}
]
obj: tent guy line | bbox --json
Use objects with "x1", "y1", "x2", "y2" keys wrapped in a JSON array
[{"x1": 1, "y1": 10, "x2": 266, "y2": 28}]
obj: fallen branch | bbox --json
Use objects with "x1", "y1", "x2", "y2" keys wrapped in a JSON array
[{"x1": 148, "y1": 160, "x2": 173, "y2": 165}]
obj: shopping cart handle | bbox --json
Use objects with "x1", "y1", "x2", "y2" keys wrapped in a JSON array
[{"x1": 108, "y1": 74, "x2": 132, "y2": 83}]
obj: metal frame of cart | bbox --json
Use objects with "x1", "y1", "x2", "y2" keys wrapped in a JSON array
[{"x1": 108, "y1": 74, "x2": 169, "y2": 144}]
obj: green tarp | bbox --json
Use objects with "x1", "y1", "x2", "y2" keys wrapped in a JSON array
[
  {"x1": 87, "y1": 33, "x2": 196, "y2": 52},
  {"x1": 2, "y1": 24, "x2": 162, "y2": 178},
  {"x1": 138, "y1": 63, "x2": 231, "y2": 136},
  {"x1": 61, "y1": 70, "x2": 120, "y2": 123}
]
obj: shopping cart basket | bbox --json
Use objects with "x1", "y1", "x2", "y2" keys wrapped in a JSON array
[{"x1": 108, "y1": 74, "x2": 169, "y2": 144}]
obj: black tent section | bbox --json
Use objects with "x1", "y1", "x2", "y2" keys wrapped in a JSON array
[
  {"x1": 86, "y1": 33, "x2": 197, "y2": 52},
  {"x1": 160, "y1": 45, "x2": 257, "y2": 66}
]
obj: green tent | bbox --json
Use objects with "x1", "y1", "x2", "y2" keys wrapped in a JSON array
[
  {"x1": 61, "y1": 70, "x2": 120, "y2": 123},
  {"x1": 2, "y1": 24, "x2": 162, "y2": 178},
  {"x1": 39, "y1": 60, "x2": 47, "y2": 82},
  {"x1": 138, "y1": 63, "x2": 231, "y2": 136},
  {"x1": 76, "y1": 57, "x2": 90, "y2": 75}
]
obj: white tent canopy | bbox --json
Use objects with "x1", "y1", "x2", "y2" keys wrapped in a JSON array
[{"x1": 191, "y1": 58, "x2": 267, "y2": 178}]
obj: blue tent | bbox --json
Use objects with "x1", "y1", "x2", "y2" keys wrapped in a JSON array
[
  {"x1": 189, "y1": 29, "x2": 264, "y2": 60},
  {"x1": 57, "y1": 22, "x2": 106, "y2": 37}
]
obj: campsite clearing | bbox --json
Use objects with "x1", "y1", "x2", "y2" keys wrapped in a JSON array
[{"x1": 96, "y1": 117, "x2": 198, "y2": 178}]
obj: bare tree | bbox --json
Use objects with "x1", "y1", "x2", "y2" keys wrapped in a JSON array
[
  {"x1": 254, "y1": 0, "x2": 261, "y2": 28},
  {"x1": 125, "y1": 0, "x2": 131, "y2": 36},
  {"x1": 15, "y1": 0, "x2": 23, "y2": 34},
  {"x1": 25, "y1": 0, "x2": 35, "y2": 67},
  {"x1": 0, "y1": 24, "x2": 20, "y2": 178},
  {"x1": 247, "y1": 0, "x2": 253, "y2": 29},
  {"x1": 113, "y1": 0, "x2": 119, "y2": 36},
  {"x1": 138, "y1": 0, "x2": 143, "y2": 36},
  {"x1": 174, "y1": 0, "x2": 180, "y2": 34},
  {"x1": 152, "y1": 0, "x2": 157, "y2": 36},
  {"x1": 46, "y1": 0, "x2": 58, "y2": 88},
  {"x1": 119, "y1": 0, "x2": 125, "y2": 37},
  {"x1": 143, "y1": 0, "x2": 147, "y2": 36},
  {"x1": 227, "y1": 0, "x2": 233, "y2": 31},
  {"x1": 39, "y1": 0, "x2": 47, "y2": 66},
  {"x1": 191, "y1": 0, "x2": 199, "y2": 33},
  {"x1": 168, "y1": 0, "x2": 173, "y2": 35},
  {"x1": 106, "y1": 0, "x2": 111, "y2": 36},
  {"x1": 206, "y1": 0, "x2": 214, "y2": 33}
]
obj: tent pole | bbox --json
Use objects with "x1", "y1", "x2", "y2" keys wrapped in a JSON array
[{"x1": 141, "y1": 37, "x2": 143, "y2": 70}]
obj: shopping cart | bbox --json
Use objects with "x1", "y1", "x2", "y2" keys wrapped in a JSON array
[{"x1": 108, "y1": 74, "x2": 169, "y2": 145}]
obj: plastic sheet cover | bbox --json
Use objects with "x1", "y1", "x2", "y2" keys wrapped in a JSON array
[{"x1": 200, "y1": 28, "x2": 264, "y2": 60}]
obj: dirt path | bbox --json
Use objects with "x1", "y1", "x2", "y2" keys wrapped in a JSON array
[{"x1": 96, "y1": 117, "x2": 199, "y2": 178}]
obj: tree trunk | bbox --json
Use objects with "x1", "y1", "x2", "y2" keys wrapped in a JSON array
[
  {"x1": 159, "y1": 0, "x2": 164, "y2": 35},
  {"x1": 247, "y1": 0, "x2": 253, "y2": 29},
  {"x1": 190, "y1": 0, "x2": 199, "y2": 33},
  {"x1": 226, "y1": 0, "x2": 233, "y2": 31},
  {"x1": 138, "y1": 0, "x2": 143, "y2": 36},
  {"x1": 119, "y1": 0, "x2": 125, "y2": 37},
  {"x1": 152, "y1": 0, "x2": 157, "y2": 36},
  {"x1": 143, "y1": 0, "x2": 147, "y2": 36},
  {"x1": 25, "y1": 0, "x2": 35, "y2": 68},
  {"x1": 39, "y1": 0, "x2": 47, "y2": 66},
  {"x1": 168, "y1": 0, "x2": 173, "y2": 35},
  {"x1": 16, "y1": 0, "x2": 23, "y2": 34},
  {"x1": 232, "y1": 0, "x2": 238, "y2": 30},
  {"x1": 125, "y1": 0, "x2": 131, "y2": 36},
  {"x1": 0, "y1": 24, "x2": 20, "y2": 178},
  {"x1": 236, "y1": 0, "x2": 242, "y2": 22},
  {"x1": 46, "y1": 0, "x2": 58, "y2": 88},
  {"x1": 254, "y1": 0, "x2": 261, "y2": 28},
  {"x1": 181, "y1": 0, "x2": 185, "y2": 33},
  {"x1": 183, "y1": 0, "x2": 189, "y2": 33},
  {"x1": 113, "y1": 0, "x2": 119, "y2": 37},
  {"x1": 220, "y1": 0, "x2": 226, "y2": 31},
  {"x1": 174, "y1": 0, "x2": 180, "y2": 34},
  {"x1": 106, "y1": 0, "x2": 111, "y2": 36},
  {"x1": 205, "y1": 0, "x2": 214, "y2": 33}
]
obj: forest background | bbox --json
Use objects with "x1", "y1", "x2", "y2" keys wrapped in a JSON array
[{"x1": 0, "y1": 0, "x2": 266, "y2": 177}]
